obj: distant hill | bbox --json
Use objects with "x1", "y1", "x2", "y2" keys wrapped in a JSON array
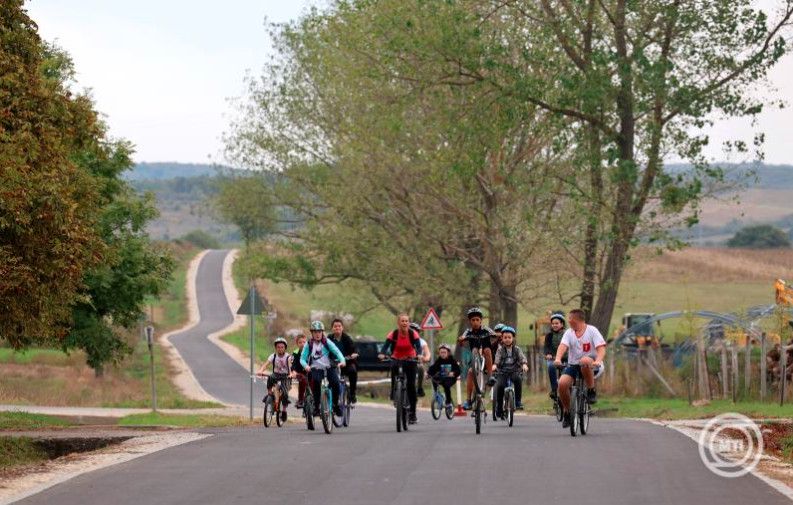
[
  {"x1": 125, "y1": 162, "x2": 224, "y2": 181},
  {"x1": 666, "y1": 162, "x2": 793, "y2": 189}
]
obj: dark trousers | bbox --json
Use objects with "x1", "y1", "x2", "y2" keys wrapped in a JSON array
[
  {"x1": 495, "y1": 371, "x2": 523, "y2": 417},
  {"x1": 390, "y1": 361, "x2": 417, "y2": 414},
  {"x1": 342, "y1": 363, "x2": 358, "y2": 399},
  {"x1": 432, "y1": 377, "x2": 456, "y2": 404},
  {"x1": 309, "y1": 367, "x2": 341, "y2": 411}
]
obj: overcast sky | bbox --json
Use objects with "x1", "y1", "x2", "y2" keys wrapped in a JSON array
[{"x1": 27, "y1": 0, "x2": 793, "y2": 165}]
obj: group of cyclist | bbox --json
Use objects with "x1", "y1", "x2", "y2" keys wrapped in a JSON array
[{"x1": 257, "y1": 306, "x2": 606, "y2": 430}]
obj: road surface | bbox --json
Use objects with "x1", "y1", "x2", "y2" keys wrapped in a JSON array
[{"x1": 14, "y1": 249, "x2": 790, "y2": 505}]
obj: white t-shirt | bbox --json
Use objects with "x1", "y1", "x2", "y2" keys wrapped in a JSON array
[
  {"x1": 560, "y1": 325, "x2": 606, "y2": 365},
  {"x1": 267, "y1": 353, "x2": 292, "y2": 375}
]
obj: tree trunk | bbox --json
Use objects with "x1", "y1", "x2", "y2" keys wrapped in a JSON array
[
  {"x1": 501, "y1": 284, "x2": 518, "y2": 328},
  {"x1": 580, "y1": 127, "x2": 602, "y2": 319},
  {"x1": 489, "y1": 280, "x2": 503, "y2": 327}
]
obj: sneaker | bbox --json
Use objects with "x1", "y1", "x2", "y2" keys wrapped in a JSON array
[
  {"x1": 549, "y1": 390, "x2": 557, "y2": 400},
  {"x1": 281, "y1": 411, "x2": 287, "y2": 422},
  {"x1": 562, "y1": 412, "x2": 571, "y2": 428},
  {"x1": 587, "y1": 388, "x2": 597, "y2": 404},
  {"x1": 445, "y1": 402, "x2": 454, "y2": 409},
  {"x1": 417, "y1": 388, "x2": 425, "y2": 398},
  {"x1": 515, "y1": 402, "x2": 524, "y2": 410},
  {"x1": 408, "y1": 412, "x2": 417, "y2": 424},
  {"x1": 295, "y1": 400, "x2": 304, "y2": 410},
  {"x1": 462, "y1": 400, "x2": 472, "y2": 410},
  {"x1": 487, "y1": 376, "x2": 496, "y2": 387},
  {"x1": 333, "y1": 406, "x2": 343, "y2": 417}
]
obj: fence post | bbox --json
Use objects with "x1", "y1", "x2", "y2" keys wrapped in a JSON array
[
  {"x1": 781, "y1": 344, "x2": 788, "y2": 407},
  {"x1": 760, "y1": 332, "x2": 767, "y2": 401},
  {"x1": 744, "y1": 335, "x2": 751, "y2": 395},
  {"x1": 731, "y1": 345, "x2": 739, "y2": 403},
  {"x1": 720, "y1": 345, "x2": 729, "y2": 400}
]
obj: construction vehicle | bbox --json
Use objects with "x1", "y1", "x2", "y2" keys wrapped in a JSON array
[
  {"x1": 614, "y1": 313, "x2": 657, "y2": 347},
  {"x1": 775, "y1": 279, "x2": 793, "y2": 333}
]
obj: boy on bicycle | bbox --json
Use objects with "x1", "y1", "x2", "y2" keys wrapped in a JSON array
[
  {"x1": 426, "y1": 343, "x2": 461, "y2": 409},
  {"x1": 300, "y1": 321, "x2": 346, "y2": 417},
  {"x1": 491, "y1": 326, "x2": 528, "y2": 417},
  {"x1": 544, "y1": 313, "x2": 567, "y2": 400},
  {"x1": 553, "y1": 309, "x2": 606, "y2": 428},
  {"x1": 457, "y1": 307, "x2": 494, "y2": 410},
  {"x1": 257, "y1": 337, "x2": 294, "y2": 404},
  {"x1": 291, "y1": 332, "x2": 308, "y2": 409},
  {"x1": 328, "y1": 318, "x2": 360, "y2": 403}
]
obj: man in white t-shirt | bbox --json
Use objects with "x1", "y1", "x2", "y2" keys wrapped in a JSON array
[{"x1": 553, "y1": 309, "x2": 606, "y2": 428}]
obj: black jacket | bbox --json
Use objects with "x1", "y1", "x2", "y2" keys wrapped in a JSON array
[
  {"x1": 328, "y1": 332, "x2": 358, "y2": 362},
  {"x1": 291, "y1": 348, "x2": 306, "y2": 373},
  {"x1": 427, "y1": 356, "x2": 461, "y2": 378},
  {"x1": 544, "y1": 330, "x2": 566, "y2": 358}
]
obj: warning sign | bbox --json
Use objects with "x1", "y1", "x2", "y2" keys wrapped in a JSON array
[{"x1": 420, "y1": 308, "x2": 444, "y2": 330}]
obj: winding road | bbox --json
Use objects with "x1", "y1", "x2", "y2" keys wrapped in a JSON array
[{"x1": 13, "y1": 250, "x2": 792, "y2": 505}]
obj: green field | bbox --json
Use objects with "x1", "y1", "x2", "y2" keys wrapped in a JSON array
[
  {"x1": 0, "y1": 412, "x2": 71, "y2": 430},
  {"x1": 118, "y1": 412, "x2": 254, "y2": 428}
]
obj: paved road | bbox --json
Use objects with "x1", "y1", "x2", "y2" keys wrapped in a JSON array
[
  {"x1": 14, "y1": 248, "x2": 790, "y2": 505},
  {"x1": 15, "y1": 408, "x2": 790, "y2": 505},
  {"x1": 168, "y1": 249, "x2": 266, "y2": 406}
]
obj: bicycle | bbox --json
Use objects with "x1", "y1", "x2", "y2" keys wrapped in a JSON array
[
  {"x1": 303, "y1": 368, "x2": 334, "y2": 434},
  {"x1": 303, "y1": 379, "x2": 315, "y2": 431},
  {"x1": 551, "y1": 364, "x2": 564, "y2": 423},
  {"x1": 468, "y1": 346, "x2": 488, "y2": 435},
  {"x1": 383, "y1": 357, "x2": 417, "y2": 432},
  {"x1": 429, "y1": 375, "x2": 455, "y2": 420},
  {"x1": 333, "y1": 362, "x2": 353, "y2": 428},
  {"x1": 557, "y1": 364, "x2": 600, "y2": 437},
  {"x1": 259, "y1": 373, "x2": 290, "y2": 428},
  {"x1": 494, "y1": 371, "x2": 519, "y2": 427}
]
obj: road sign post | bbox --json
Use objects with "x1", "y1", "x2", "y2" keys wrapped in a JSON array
[
  {"x1": 237, "y1": 285, "x2": 266, "y2": 420},
  {"x1": 145, "y1": 325, "x2": 157, "y2": 412},
  {"x1": 420, "y1": 308, "x2": 444, "y2": 353}
]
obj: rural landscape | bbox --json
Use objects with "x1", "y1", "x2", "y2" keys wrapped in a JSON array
[{"x1": 2, "y1": 1, "x2": 793, "y2": 504}]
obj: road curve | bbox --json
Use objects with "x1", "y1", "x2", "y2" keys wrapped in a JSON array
[{"x1": 168, "y1": 249, "x2": 266, "y2": 406}]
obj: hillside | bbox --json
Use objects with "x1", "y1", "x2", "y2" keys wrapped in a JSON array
[{"x1": 125, "y1": 162, "x2": 224, "y2": 181}]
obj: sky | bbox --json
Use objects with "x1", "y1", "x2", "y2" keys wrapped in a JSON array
[{"x1": 26, "y1": 0, "x2": 793, "y2": 165}]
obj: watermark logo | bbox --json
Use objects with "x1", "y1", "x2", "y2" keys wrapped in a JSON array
[{"x1": 698, "y1": 413, "x2": 763, "y2": 478}]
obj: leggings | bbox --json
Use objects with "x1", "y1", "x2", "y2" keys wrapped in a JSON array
[{"x1": 390, "y1": 361, "x2": 418, "y2": 414}]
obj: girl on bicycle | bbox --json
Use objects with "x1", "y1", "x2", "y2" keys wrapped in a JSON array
[
  {"x1": 257, "y1": 337, "x2": 295, "y2": 402},
  {"x1": 291, "y1": 332, "x2": 308, "y2": 409},
  {"x1": 300, "y1": 321, "x2": 346, "y2": 417},
  {"x1": 426, "y1": 343, "x2": 460, "y2": 409},
  {"x1": 491, "y1": 327, "x2": 528, "y2": 417}
]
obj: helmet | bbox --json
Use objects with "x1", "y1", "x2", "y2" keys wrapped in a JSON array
[
  {"x1": 273, "y1": 337, "x2": 288, "y2": 347},
  {"x1": 550, "y1": 313, "x2": 566, "y2": 325},
  {"x1": 501, "y1": 326, "x2": 516, "y2": 336},
  {"x1": 493, "y1": 323, "x2": 505, "y2": 332},
  {"x1": 438, "y1": 343, "x2": 452, "y2": 352},
  {"x1": 310, "y1": 320, "x2": 325, "y2": 331},
  {"x1": 467, "y1": 307, "x2": 484, "y2": 319},
  {"x1": 409, "y1": 322, "x2": 421, "y2": 332}
]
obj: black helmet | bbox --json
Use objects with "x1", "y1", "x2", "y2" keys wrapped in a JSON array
[
  {"x1": 409, "y1": 322, "x2": 421, "y2": 332},
  {"x1": 467, "y1": 307, "x2": 484, "y2": 319},
  {"x1": 550, "y1": 312, "x2": 566, "y2": 326}
]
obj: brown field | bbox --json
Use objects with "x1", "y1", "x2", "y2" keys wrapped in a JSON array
[
  {"x1": 626, "y1": 247, "x2": 793, "y2": 283},
  {"x1": 698, "y1": 188, "x2": 793, "y2": 227}
]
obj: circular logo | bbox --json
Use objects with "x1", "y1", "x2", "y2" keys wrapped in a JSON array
[{"x1": 697, "y1": 413, "x2": 763, "y2": 478}]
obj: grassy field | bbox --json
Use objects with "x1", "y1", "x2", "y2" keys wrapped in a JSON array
[
  {"x1": 0, "y1": 437, "x2": 48, "y2": 469},
  {"x1": 0, "y1": 244, "x2": 218, "y2": 409},
  {"x1": 118, "y1": 412, "x2": 255, "y2": 428},
  {"x1": 0, "y1": 412, "x2": 71, "y2": 430}
]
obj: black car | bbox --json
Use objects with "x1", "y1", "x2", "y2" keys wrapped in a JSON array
[{"x1": 354, "y1": 340, "x2": 390, "y2": 372}]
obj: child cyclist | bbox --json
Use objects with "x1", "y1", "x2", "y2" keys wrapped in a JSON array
[
  {"x1": 426, "y1": 343, "x2": 461, "y2": 409},
  {"x1": 300, "y1": 321, "x2": 346, "y2": 417},
  {"x1": 457, "y1": 307, "x2": 495, "y2": 410},
  {"x1": 491, "y1": 326, "x2": 528, "y2": 417},
  {"x1": 291, "y1": 332, "x2": 308, "y2": 409},
  {"x1": 256, "y1": 337, "x2": 295, "y2": 405}
]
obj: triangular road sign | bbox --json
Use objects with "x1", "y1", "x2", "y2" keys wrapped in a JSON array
[
  {"x1": 420, "y1": 308, "x2": 444, "y2": 330},
  {"x1": 237, "y1": 289, "x2": 267, "y2": 315}
]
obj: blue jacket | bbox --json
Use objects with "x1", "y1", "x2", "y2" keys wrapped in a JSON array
[{"x1": 300, "y1": 337, "x2": 346, "y2": 369}]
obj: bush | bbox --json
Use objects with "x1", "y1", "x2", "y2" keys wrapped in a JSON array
[
  {"x1": 179, "y1": 230, "x2": 221, "y2": 249},
  {"x1": 726, "y1": 224, "x2": 791, "y2": 249}
]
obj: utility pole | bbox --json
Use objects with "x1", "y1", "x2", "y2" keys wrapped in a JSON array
[{"x1": 145, "y1": 325, "x2": 157, "y2": 412}]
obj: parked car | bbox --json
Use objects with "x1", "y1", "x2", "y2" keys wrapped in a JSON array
[{"x1": 354, "y1": 340, "x2": 390, "y2": 372}]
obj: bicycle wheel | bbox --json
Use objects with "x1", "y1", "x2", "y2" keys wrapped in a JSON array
[
  {"x1": 401, "y1": 386, "x2": 409, "y2": 432},
  {"x1": 396, "y1": 386, "x2": 404, "y2": 433},
  {"x1": 554, "y1": 397, "x2": 563, "y2": 422},
  {"x1": 320, "y1": 388, "x2": 332, "y2": 434},
  {"x1": 569, "y1": 386, "x2": 579, "y2": 437},
  {"x1": 304, "y1": 390, "x2": 315, "y2": 430},
  {"x1": 491, "y1": 388, "x2": 498, "y2": 421},
  {"x1": 431, "y1": 392, "x2": 441, "y2": 420},
  {"x1": 579, "y1": 395, "x2": 590, "y2": 435},
  {"x1": 445, "y1": 401, "x2": 455, "y2": 420},
  {"x1": 343, "y1": 388, "x2": 351, "y2": 427},
  {"x1": 275, "y1": 396, "x2": 284, "y2": 427},
  {"x1": 474, "y1": 396, "x2": 482, "y2": 434},
  {"x1": 263, "y1": 395, "x2": 275, "y2": 428},
  {"x1": 506, "y1": 389, "x2": 514, "y2": 427}
]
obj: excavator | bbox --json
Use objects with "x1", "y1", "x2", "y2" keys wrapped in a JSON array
[{"x1": 775, "y1": 278, "x2": 793, "y2": 331}]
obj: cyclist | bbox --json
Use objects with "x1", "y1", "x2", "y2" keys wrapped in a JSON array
[
  {"x1": 489, "y1": 323, "x2": 504, "y2": 360},
  {"x1": 544, "y1": 313, "x2": 567, "y2": 400},
  {"x1": 553, "y1": 309, "x2": 606, "y2": 428},
  {"x1": 426, "y1": 343, "x2": 460, "y2": 409},
  {"x1": 300, "y1": 321, "x2": 346, "y2": 417},
  {"x1": 291, "y1": 332, "x2": 308, "y2": 409},
  {"x1": 491, "y1": 326, "x2": 528, "y2": 417},
  {"x1": 379, "y1": 313, "x2": 423, "y2": 424},
  {"x1": 328, "y1": 318, "x2": 359, "y2": 404},
  {"x1": 410, "y1": 322, "x2": 433, "y2": 398},
  {"x1": 257, "y1": 337, "x2": 294, "y2": 405},
  {"x1": 457, "y1": 307, "x2": 495, "y2": 410}
]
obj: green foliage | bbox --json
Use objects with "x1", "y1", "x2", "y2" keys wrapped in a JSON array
[
  {"x1": 0, "y1": 437, "x2": 48, "y2": 468},
  {"x1": 0, "y1": 412, "x2": 70, "y2": 430},
  {"x1": 179, "y1": 230, "x2": 221, "y2": 250},
  {"x1": 214, "y1": 174, "x2": 277, "y2": 246},
  {"x1": 0, "y1": 1, "x2": 103, "y2": 348},
  {"x1": 727, "y1": 224, "x2": 791, "y2": 248}
]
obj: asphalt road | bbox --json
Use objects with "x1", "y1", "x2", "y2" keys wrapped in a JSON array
[
  {"x1": 15, "y1": 248, "x2": 790, "y2": 505},
  {"x1": 168, "y1": 249, "x2": 266, "y2": 406},
  {"x1": 15, "y1": 408, "x2": 790, "y2": 505}
]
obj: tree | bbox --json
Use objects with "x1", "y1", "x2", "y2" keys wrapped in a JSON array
[
  {"x1": 727, "y1": 224, "x2": 791, "y2": 248},
  {"x1": 0, "y1": 1, "x2": 102, "y2": 348},
  {"x1": 214, "y1": 174, "x2": 277, "y2": 246}
]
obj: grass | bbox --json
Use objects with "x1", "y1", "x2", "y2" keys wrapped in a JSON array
[
  {"x1": 118, "y1": 412, "x2": 255, "y2": 428},
  {"x1": 0, "y1": 437, "x2": 48, "y2": 468},
  {"x1": 593, "y1": 397, "x2": 793, "y2": 420},
  {"x1": 0, "y1": 412, "x2": 71, "y2": 430},
  {"x1": 0, "y1": 244, "x2": 218, "y2": 409}
]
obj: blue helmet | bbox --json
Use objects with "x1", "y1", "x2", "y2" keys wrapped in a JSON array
[
  {"x1": 310, "y1": 320, "x2": 324, "y2": 331},
  {"x1": 493, "y1": 323, "x2": 506, "y2": 332},
  {"x1": 501, "y1": 326, "x2": 516, "y2": 336}
]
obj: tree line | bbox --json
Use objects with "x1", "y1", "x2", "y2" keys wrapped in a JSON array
[
  {"x1": 0, "y1": 1, "x2": 172, "y2": 375},
  {"x1": 221, "y1": 0, "x2": 792, "y2": 334}
]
